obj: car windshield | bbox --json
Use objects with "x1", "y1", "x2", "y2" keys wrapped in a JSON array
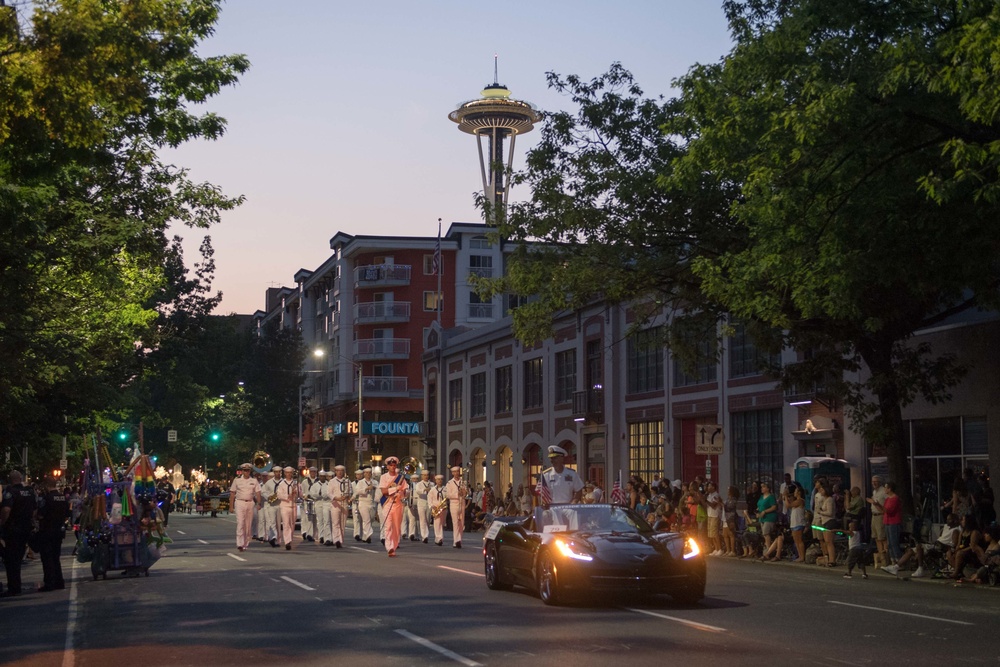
[{"x1": 534, "y1": 504, "x2": 652, "y2": 534}]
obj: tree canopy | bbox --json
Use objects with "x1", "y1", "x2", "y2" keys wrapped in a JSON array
[{"x1": 488, "y1": 0, "x2": 1000, "y2": 513}]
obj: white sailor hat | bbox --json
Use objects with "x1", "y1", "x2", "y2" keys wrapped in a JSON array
[
  {"x1": 420, "y1": 469, "x2": 430, "y2": 476},
  {"x1": 384, "y1": 456, "x2": 399, "y2": 466},
  {"x1": 318, "y1": 469, "x2": 329, "y2": 476},
  {"x1": 450, "y1": 465, "x2": 461, "y2": 472},
  {"x1": 355, "y1": 469, "x2": 364, "y2": 475},
  {"x1": 239, "y1": 463, "x2": 252, "y2": 470},
  {"x1": 334, "y1": 465, "x2": 346, "y2": 471},
  {"x1": 434, "y1": 474, "x2": 445, "y2": 480},
  {"x1": 271, "y1": 465, "x2": 281, "y2": 472},
  {"x1": 309, "y1": 466, "x2": 318, "y2": 472},
  {"x1": 282, "y1": 466, "x2": 295, "y2": 473},
  {"x1": 548, "y1": 445, "x2": 568, "y2": 458},
  {"x1": 409, "y1": 474, "x2": 420, "y2": 481}
]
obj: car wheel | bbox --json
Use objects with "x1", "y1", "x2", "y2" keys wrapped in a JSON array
[
  {"x1": 485, "y1": 543, "x2": 511, "y2": 591},
  {"x1": 537, "y1": 551, "x2": 561, "y2": 606}
]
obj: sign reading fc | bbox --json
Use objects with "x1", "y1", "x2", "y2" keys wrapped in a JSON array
[{"x1": 328, "y1": 421, "x2": 423, "y2": 438}]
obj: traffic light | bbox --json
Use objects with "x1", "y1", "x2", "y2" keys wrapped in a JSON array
[
  {"x1": 209, "y1": 430, "x2": 221, "y2": 443},
  {"x1": 118, "y1": 430, "x2": 128, "y2": 442}
]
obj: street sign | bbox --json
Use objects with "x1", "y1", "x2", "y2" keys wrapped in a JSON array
[
  {"x1": 695, "y1": 424, "x2": 725, "y2": 455},
  {"x1": 354, "y1": 437, "x2": 369, "y2": 452},
  {"x1": 298, "y1": 456, "x2": 307, "y2": 468},
  {"x1": 167, "y1": 429, "x2": 177, "y2": 442},
  {"x1": 302, "y1": 447, "x2": 318, "y2": 453},
  {"x1": 705, "y1": 458, "x2": 712, "y2": 480},
  {"x1": 59, "y1": 458, "x2": 68, "y2": 470}
]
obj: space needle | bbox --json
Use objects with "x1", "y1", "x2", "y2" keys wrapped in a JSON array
[{"x1": 449, "y1": 58, "x2": 540, "y2": 222}]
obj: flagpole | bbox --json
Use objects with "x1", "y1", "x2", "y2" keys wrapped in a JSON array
[{"x1": 436, "y1": 218, "x2": 442, "y2": 328}]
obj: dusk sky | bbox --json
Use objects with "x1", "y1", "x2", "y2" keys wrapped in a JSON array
[{"x1": 166, "y1": 1, "x2": 734, "y2": 315}]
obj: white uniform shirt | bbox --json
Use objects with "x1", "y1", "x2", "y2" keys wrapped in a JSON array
[
  {"x1": 310, "y1": 479, "x2": 328, "y2": 502},
  {"x1": 355, "y1": 478, "x2": 376, "y2": 503},
  {"x1": 415, "y1": 480, "x2": 433, "y2": 502},
  {"x1": 229, "y1": 476, "x2": 260, "y2": 502},
  {"x1": 276, "y1": 479, "x2": 298, "y2": 504},
  {"x1": 540, "y1": 466, "x2": 584, "y2": 504},
  {"x1": 330, "y1": 477, "x2": 353, "y2": 503}
]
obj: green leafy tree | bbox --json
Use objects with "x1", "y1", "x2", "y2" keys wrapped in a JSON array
[{"x1": 0, "y1": 0, "x2": 248, "y2": 461}]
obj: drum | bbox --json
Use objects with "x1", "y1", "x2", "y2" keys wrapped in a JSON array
[{"x1": 305, "y1": 500, "x2": 315, "y2": 517}]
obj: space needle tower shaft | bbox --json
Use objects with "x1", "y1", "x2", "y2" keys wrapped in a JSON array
[{"x1": 449, "y1": 58, "x2": 539, "y2": 223}]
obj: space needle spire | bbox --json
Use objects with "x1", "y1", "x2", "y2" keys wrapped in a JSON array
[{"x1": 449, "y1": 58, "x2": 540, "y2": 223}]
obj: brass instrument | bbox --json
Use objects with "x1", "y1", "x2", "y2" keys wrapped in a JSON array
[
  {"x1": 401, "y1": 456, "x2": 420, "y2": 477},
  {"x1": 251, "y1": 450, "x2": 272, "y2": 475},
  {"x1": 430, "y1": 494, "x2": 448, "y2": 518},
  {"x1": 267, "y1": 492, "x2": 280, "y2": 506}
]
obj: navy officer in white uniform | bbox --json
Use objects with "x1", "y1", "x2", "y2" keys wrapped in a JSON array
[{"x1": 539, "y1": 445, "x2": 584, "y2": 504}]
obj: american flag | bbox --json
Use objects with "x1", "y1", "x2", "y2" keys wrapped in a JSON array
[
  {"x1": 431, "y1": 219, "x2": 441, "y2": 275},
  {"x1": 610, "y1": 480, "x2": 627, "y2": 506},
  {"x1": 535, "y1": 474, "x2": 552, "y2": 506}
]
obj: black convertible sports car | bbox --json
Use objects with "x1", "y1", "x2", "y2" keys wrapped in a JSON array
[{"x1": 483, "y1": 503, "x2": 706, "y2": 606}]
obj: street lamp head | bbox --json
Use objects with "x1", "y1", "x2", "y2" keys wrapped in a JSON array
[{"x1": 313, "y1": 348, "x2": 325, "y2": 358}]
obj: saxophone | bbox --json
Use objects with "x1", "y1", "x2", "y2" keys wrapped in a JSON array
[{"x1": 430, "y1": 487, "x2": 448, "y2": 518}]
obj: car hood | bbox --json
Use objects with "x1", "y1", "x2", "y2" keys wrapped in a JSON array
[{"x1": 566, "y1": 531, "x2": 686, "y2": 561}]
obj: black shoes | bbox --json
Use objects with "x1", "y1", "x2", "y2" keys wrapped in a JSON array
[
  {"x1": 270, "y1": 539, "x2": 278, "y2": 548},
  {"x1": 335, "y1": 542, "x2": 342, "y2": 549},
  {"x1": 423, "y1": 538, "x2": 428, "y2": 544},
  {"x1": 355, "y1": 536, "x2": 361, "y2": 542},
  {"x1": 285, "y1": 544, "x2": 291, "y2": 551},
  {"x1": 381, "y1": 539, "x2": 386, "y2": 545},
  {"x1": 454, "y1": 543, "x2": 462, "y2": 549},
  {"x1": 365, "y1": 538, "x2": 372, "y2": 544},
  {"x1": 436, "y1": 541, "x2": 443, "y2": 546}
]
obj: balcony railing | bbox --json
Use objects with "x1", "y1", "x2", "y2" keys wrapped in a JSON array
[
  {"x1": 329, "y1": 311, "x2": 341, "y2": 334},
  {"x1": 361, "y1": 376, "x2": 408, "y2": 396},
  {"x1": 354, "y1": 301, "x2": 411, "y2": 323},
  {"x1": 468, "y1": 303, "x2": 495, "y2": 319},
  {"x1": 468, "y1": 266, "x2": 494, "y2": 279},
  {"x1": 354, "y1": 264, "x2": 411, "y2": 287},
  {"x1": 353, "y1": 338, "x2": 410, "y2": 359},
  {"x1": 572, "y1": 387, "x2": 605, "y2": 424}
]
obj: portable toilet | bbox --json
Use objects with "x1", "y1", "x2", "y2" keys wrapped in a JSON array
[{"x1": 794, "y1": 456, "x2": 850, "y2": 510}]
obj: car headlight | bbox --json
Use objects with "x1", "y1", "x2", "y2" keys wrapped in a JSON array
[
  {"x1": 683, "y1": 537, "x2": 701, "y2": 560},
  {"x1": 555, "y1": 538, "x2": 594, "y2": 562}
]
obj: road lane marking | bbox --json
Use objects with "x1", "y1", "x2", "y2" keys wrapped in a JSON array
[
  {"x1": 395, "y1": 629, "x2": 482, "y2": 667},
  {"x1": 197, "y1": 539, "x2": 210, "y2": 544},
  {"x1": 62, "y1": 560, "x2": 80, "y2": 667},
  {"x1": 175, "y1": 530, "x2": 186, "y2": 535},
  {"x1": 437, "y1": 565, "x2": 484, "y2": 577},
  {"x1": 626, "y1": 608, "x2": 727, "y2": 633},
  {"x1": 351, "y1": 546, "x2": 377, "y2": 553},
  {"x1": 281, "y1": 575, "x2": 315, "y2": 591},
  {"x1": 828, "y1": 601, "x2": 973, "y2": 626},
  {"x1": 227, "y1": 553, "x2": 247, "y2": 562}
]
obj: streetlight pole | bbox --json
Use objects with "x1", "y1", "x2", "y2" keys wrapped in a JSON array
[
  {"x1": 358, "y1": 363, "x2": 363, "y2": 458},
  {"x1": 299, "y1": 348, "x2": 327, "y2": 469}
]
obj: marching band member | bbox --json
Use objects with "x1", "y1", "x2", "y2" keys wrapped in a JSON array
[
  {"x1": 373, "y1": 466, "x2": 387, "y2": 545},
  {"x1": 300, "y1": 466, "x2": 318, "y2": 542},
  {"x1": 229, "y1": 463, "x2": 261, "y2": 552},
  {"x1": 260, "y1": 465, "x2": 282, "y2": 547},
  {"x1": 329, "y1": 465, "x2": 352, "y2": 548},
  {"x1": 312, "y1": 470, "x2": 331, "y2": 546},
  {"x1": 414, "y1": 469, "x2": 433, "y2": 543},
  {"x1": 427, "y1": 474, "x2": 447, "y2": 546},
  {"x1": 446, "y1": 466, "x2": 466, "y2": 548},
  {"x1": 401, "y1": 473, "x2": 420, "y2": 541},
  {"x1": 351, "y1": 469, "x2": 364, "y2": 541},
  {"x1": 353, "y1": 467, "x2": 376, "y2": 544},
  {"x1": 277, "y1": 466, "x2": 299, "y2": 550},
  {"x1": 379, "y1": 457, "x2": 409, "y2": 557}
]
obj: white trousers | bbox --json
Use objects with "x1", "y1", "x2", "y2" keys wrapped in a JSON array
[{"x1": 314, "y1": 500, "x2": 331, "y2": 543}]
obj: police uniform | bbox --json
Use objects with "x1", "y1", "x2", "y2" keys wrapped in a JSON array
[
  {"x1": 354, "y1": 469, "x2": 376, "y2": 543},
  {"x1": 260, "y1": 467, "x2": 281, "y2": 546},
  {"x1": 229, "y1": 464, "x2": 261, "y2": 551},
  {"x1": 1, "y1": 475, "x2": 37, "y2": 596},
  {"x1": 413, "y1": 472, "x2": 434, "y2": 542},
  {"x1": 276, "y1": 467, "x2": 299, "y2": 550},
  {"x1": 400, "y1": 474, "x2": 420, "y2": 541},
  {"x1": 427, "y1": 476, "x2": 447, "y2": 546},
  {"x1": 312, "y1": 471, "x2": 331, "y2": 545},
  {"x1": 328, "y1": 466, "x2": 352, "y2": 548},
  {"x1": 445, "y1": 467, "x2": 465, "y2": 548},
  {"x1": 36, "y1": 480, "x2": 70, "y2": 591}
]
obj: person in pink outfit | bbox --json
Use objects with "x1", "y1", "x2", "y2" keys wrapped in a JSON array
[
  {"x1": 379, "y1": 457, "x2": 409, "y2": 556},
  {"x1": 277, "y1": 466, "x2": 299, "y2": 550},
  {"x1": 229, "y1": 463, "x2": 261, "y2": 552}
]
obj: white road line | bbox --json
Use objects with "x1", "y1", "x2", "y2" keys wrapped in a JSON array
[
  {"x1": 281, "y1": 575, "x2": 315, "y2": 591},
  {"x1": 351, "y1": 546, "x2": 377, "y2": 553},
  {"x1": 626, "y1": 608, "x2": 728, "y2": 633},
  {"x1": 175, "y1": 530, "x2": 186, "y2": 535},
  {"x1": 227, "y1": 553, "x2": 247, "y2": 562},
  {"x1": 437, "y1": 565, "x2": 484, "y2": 578},
  {"x1": 395, "y1": 629, "x2": 483, "y2": 667},
  {"x1": 828, "y1": 601, "x2": 973, "y2": 626},
  {"x1": 61, "y1": 561, "x2": 80, "y2": 667},
  {"x1": 197, "y1": 539, "x2": 210, "y2": 545}
]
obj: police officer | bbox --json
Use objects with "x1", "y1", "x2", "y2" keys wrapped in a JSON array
[
  {"x1": 313, "y1": 470, "x2": 331, "y2": 546},
  {"x1": 35, "y1": 475, "x2": 70, "y2": 592},
  {"x1": 260, "y1": 466, "x2": 281, "y2": 547},
  {"x1": 329, "y1": 465, "x2": 352, "y2": 548},
  {"x1": 1, "y1": 471, "x2": 37, "y2": 597},
  {"x1": 413, "y1": 470, "x2": 434, "y2": 543},
  {"x1": 427, "y1": 474, "x2": 447, "y2": 546},
  {"x1": 351, "y1": 468, "x2": 364, "y2": 541}
]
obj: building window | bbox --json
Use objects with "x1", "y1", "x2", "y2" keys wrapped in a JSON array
[
  {"x1": 674, "y1": 336, "x2": 718, "y2": 387},
  {"x1": 469, "y1": 291, "x2": 493, "y2": 318},
  {"x1": 470, "y1": 372, "x2": 486, "y2": 418},
  {"x1": 470, "y1": 235, "x2": 491, "y2": 250},
  {"x1": 729, "y1": 321, "x2": 780, "y2": 379},
  {"x1": 469, "y1": 254, "x2": 493, "y2": 278},
  {"x1": 495, "y1": 365, "x2": 512, "y2": 414},
  {"x1": 628, "y1": 421, "x2": 664, "y2": 484},
  {"x1": 423, "y1": 291, "x2": 442, "y2": 312},
  {"x1": 627, "y1": 327, "x2": 664, "y2": 393},
  {"x1": 731, "y1": 409, "x2": 784, "y2": 493},
  {"x1": 423, "y1": 254, "x2": 435, "y2": 275},
  {"x1": 523, "y1": 358, "x2": 543, "y2": 409},
  {"x1": 555, "y1": 349, "x2": 576, "y2": 404},
  {"x1": 448, "y1": 378, "x2": 462, "y2": 421},
  {"x1": 909, "y1": 416, "x2": 989, "y2": 524}
]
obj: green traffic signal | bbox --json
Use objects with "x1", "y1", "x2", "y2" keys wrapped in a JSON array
[
  {"x1": 118, "y1": 430, "x2": 128, "y2": 442},
  {"x1": 210, "y1": 431, "x2": 221, "y2": 442}
]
